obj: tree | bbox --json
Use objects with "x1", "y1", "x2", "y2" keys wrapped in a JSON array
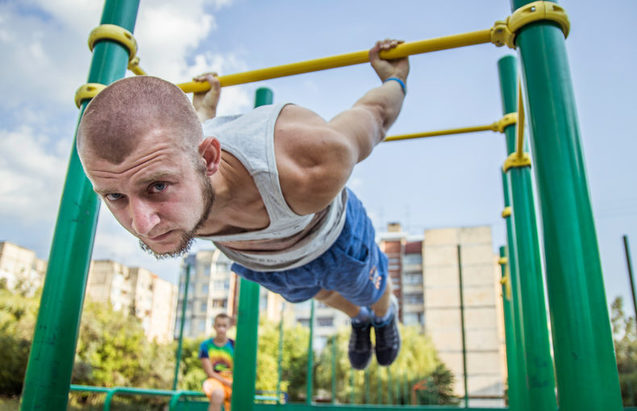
[
  {"x1": 611, "y1": 296, "x2": 637, "y2": 406},
  {"x1": 0, "y1": 289, "x2": 38, "y2": 396},
  {"x1": 314, "y1": 324, "x2": 456, "y2": 405}
]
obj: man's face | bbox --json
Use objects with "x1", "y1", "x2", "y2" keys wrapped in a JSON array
[
  {"x1": 81, "y1": 128, "x2": 213, "y2": 258},
  {"x1": 213, "y1": 317, "x2": 231, "y2": 338}
]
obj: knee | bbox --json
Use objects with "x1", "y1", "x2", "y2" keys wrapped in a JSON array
[{"x1": 210, "y1": 388, "x2": 225, "y2": 404}]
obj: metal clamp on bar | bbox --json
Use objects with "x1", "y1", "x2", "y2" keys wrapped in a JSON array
[
  {"x1": 498, "y1": 257, "x2": 508, "y2": 265},
  {"x1": 491, "y1": 1, "x2": 570, "y2": 49},
  {"x1": 89, "y1": 24, "x2": 147, "y2": 76},
  {"x1": 502, "y1": 206, "x2": 512, "y2": 218},
  {"x1": 503, "y1": 152, "x2": 532, "y2": 172},
  {"x1": 74, "y1": 83, "x2": 106, "y2": 108},
  {"x1": 88, "y1": 24, "x2": 138, "y2": 60},
  {"x1": 491, "y1": 113, "x2": 518, "y2": 133}
]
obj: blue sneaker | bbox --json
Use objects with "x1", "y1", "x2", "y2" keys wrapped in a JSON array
[
  {"x1": 348, "y1": 322, "x2": 373, "y2": 370},
  {"x1": 372, "y1": 298, "x2": 401, "y2": 366}
]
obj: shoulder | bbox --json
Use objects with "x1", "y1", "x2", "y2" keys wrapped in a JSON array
[
  {"x1": 199, "y1": 338, "x2": 212, "y2": 352},
  {"x1": 227, "y1": 338, "x2": 235, "y2": 348},
  {"x1": 274, "y1": 105, "x2": 356, "y2": 214}
]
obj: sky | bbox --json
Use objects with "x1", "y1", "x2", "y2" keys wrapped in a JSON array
[{"x1": 1, "y1": 0, "x2": 636, "y2": 311}]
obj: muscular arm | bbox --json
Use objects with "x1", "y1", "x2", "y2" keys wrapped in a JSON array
[{"x1": 276, "y1": 39, "x2": 409, "y2": 214}]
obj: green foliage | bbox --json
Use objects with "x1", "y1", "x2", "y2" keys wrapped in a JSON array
[
  {"x1": 314, "y1": 324, "x2": 456, "y2": 405},
  {"x1": 611, "y1": 296, "x2": 637, "y2": 406},
  {"x1": 174, "y1": 338, "x2": 207, "y2": 392},
  {"x1": 255, "y1": 318, "x2": 309, "y2": 401},
  {"x1": 0, "y1": 289, "x2": 38, "y2": 396},
  {"x1": 72, "y1": 300, "x2": 176, "y2": 390}
]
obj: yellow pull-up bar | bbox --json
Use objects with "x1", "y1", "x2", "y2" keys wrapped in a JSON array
[
  {"x1": 384, "y1": 113, "x2": 517, "y2": 142},
  {"x1": 177, "y1": 30, "x2": 493, "y2": 93}
]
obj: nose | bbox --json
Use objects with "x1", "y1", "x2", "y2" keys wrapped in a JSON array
[{"x1": 129, "y1": 198, "x2": 160, "y2": 237}]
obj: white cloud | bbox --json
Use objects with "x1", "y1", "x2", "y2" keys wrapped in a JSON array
[{"x1": 0, "y1": 126, "x2": 68, "y2": 224}]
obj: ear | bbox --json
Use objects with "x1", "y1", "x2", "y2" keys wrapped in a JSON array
[{"x1": 198, "y1": 137, "x2": 221, "y2": 175}]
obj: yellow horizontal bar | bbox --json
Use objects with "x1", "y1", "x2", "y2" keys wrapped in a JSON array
[
  {"x1": 177, "y1": 29, "x2": 492, "y2": 93},
  {"x1": 384, "y1": 124, "x2": 495, "y2": 142}
]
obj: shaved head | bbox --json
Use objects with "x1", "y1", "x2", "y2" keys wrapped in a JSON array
[{"x1": 77, "y1": 76, "x2": 202, "y2": 164}]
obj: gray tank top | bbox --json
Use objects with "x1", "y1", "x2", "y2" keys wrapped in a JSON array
[{"x1": 198, "y1": 103, "x2": 347, "y2": 272}]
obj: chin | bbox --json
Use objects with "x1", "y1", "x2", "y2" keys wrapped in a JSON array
[{"x1": 139, "y1": 232, "x2": 195, "y2": 260}]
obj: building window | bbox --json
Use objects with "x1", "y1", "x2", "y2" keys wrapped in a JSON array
[
  {"x1": 200, "y1": 302, "x2": 207, "y2": 313},
  {"x1": 212, "y1": 299, "x2": 227, "y2": 308},
  {"x1": 404, "y1": 273, "x2": 422, "y2": 285},
  {"x1": 201, "y1": 284, "x2": 209, "y2": 294},
  {"x1": 318, "y1": 317, "x2": 334, "y2": 327},
  {"x1": 213, "y1": 280, "x2": 229, "y2": 290},
  {"x1": 298, "y1": 318, "x2": 310, "y2": 328},
  {"x1": 404, "y1": 293, "x2": 424, "y2": 305},
  {"x1": 403, "y1": 254, "x2": 422, "y2": 265}
]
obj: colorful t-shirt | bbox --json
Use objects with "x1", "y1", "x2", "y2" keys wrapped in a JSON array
[{"x1": 198, "y1": 338, "x2": 234, "y2": 379}]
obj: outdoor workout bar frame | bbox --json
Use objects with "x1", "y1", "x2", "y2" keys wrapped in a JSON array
[{"x1": 20, "y1": 1, "x2": 624, "y2": 411}]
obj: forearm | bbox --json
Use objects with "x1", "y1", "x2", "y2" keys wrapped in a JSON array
[{"x1": 353, "y1": 80, "x2": 405, "y2": 136}]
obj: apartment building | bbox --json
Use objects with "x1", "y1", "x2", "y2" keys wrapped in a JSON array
[
  {"x1": 86, "y1": 260, "x2": 177, "y2": 343},
  {"x1": 177, "y1": 248, "x2": 290, "y2": 339},
  {"x1": 0, "y1": 241, "x2": 47, "y2": 296},
  {"x1": 422, "y1": 226, "x2": 505, "y2": 407}
]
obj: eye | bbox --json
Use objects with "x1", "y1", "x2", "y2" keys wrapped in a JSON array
[
  {"x1": 149, "y1": 182, "x2": 168, "y2": 193},
  {"x1": 105, "y1": 193, "x2": 123, "y2": 201}
]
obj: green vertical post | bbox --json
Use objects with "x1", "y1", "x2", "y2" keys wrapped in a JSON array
[
  {"x1": 387, "y1": 367, "x2": 393, "y2": 404},
  {"x1": 230, "y1": 87, "x2": 272, "y2": 411},
  {"x1": 20, "y1": 1, "x2": 139, "y2": 410},
  {"x1": 172, "y1": 263, "x2": 192, "y2": 390},
  {"x1": 349, "y1": 369, "x2": 355, "y2": 404},
  {"x1": 623, "y1": 235, "x2": 637, "y2": 318},
  {"x1": 306, "y1": 299, "x2": 315, "y2": 405},
  {"x1": 331, "y1": 335, "x2": 336, "y2": 404},
  {"x1": 498, "y1": 246, "x2": 521, "y2": 410},
  {"x1": 511, "y1": 1, "x2": 623, "y2": 409},
  {"x1": 457, "y1": 245, "x2": 469, "y2": 408},
  {"x1": 276, "y1": 302, "x2": 284, "y2": 404},
  {"x1": 377, "y1": 368, "x2": 382, "y2": 404},
  {"x1": 498, "y1": 54, "x2": 556, "y2": 410},
  {"x1": 364, "y1": 368, "x2": 370, "y2": 404}
]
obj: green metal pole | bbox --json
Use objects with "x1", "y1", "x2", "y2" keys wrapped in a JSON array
[
  {"x1": 276, "y1": 302, "x2": 284, "y2": 404},
  {"x1": 365, "y1": 368, "x2": 370, "y2": 404},
  {"x1": 20, "y1": 2, "x2": 139, "y2": 410},
  {"x1": 623, "y1": 235, "x2": 637, "y2": 319},
  {"x1": 498, "y1": 246, "x2": 521, "y2": 410},
  {"x1": 498, "y1": 54, "x2": 557, "y2": 411},
  {"x1": 387, "y1": 367, "x2": 393, "y2": 404},
  {"x1": 377, "y1": 367, "x2": 382, "y2": 404},
  {"x1": 172, "y1": 263, "x2": 192, "y2": 390},
  {"x1": 512, "y1": 1, "x2": 623, "y2": 409},
  {"x1": 499, "y1": 170, "x2": 529, "y2": 411},
  {"x1": 457, "y1": 245, "x2": 469, "y2": 408},
  {"x1": 349, "y1": 369, "x2": 355, "y2": 404},
  {"x1": 331, "y1": 335, "x2": 337, "y2": 404},
  {"x1": 306, "y1": 299, "x2": 315, "y2": 405},
  {"x1": 231, "y1": 88, "x2": 271, "y2": 411}
]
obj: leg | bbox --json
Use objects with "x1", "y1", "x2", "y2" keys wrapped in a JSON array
[
  {"x1": 209, "y1": 388, "x2": 224, "y2": 411},
  {"x1": 314, "y1": 289, "x2": 360, "y2": 317},
  {"x1": 370, "y1": 278, "x2": 392, "y2": 318}
]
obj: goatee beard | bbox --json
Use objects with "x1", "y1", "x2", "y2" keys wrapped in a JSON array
[{"x1": 139, "y1": 170, "x2": 215, "y2": 259}]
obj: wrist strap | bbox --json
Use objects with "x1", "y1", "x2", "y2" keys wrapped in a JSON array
[{"x1": 384, "y1": 77, "x2": 406, "y2": 95}]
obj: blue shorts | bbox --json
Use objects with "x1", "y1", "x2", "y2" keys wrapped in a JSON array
[{"x1": 231, "y1": 189, "x2": 388, "y2": 306}]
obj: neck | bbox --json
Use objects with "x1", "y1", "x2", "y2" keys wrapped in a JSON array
[
  {"x1": 214, "y1": 335, "x2": 228, "y2": 344},
  {"x1": 195, "y1": 150, "x2": 267, "y2": 236}
]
